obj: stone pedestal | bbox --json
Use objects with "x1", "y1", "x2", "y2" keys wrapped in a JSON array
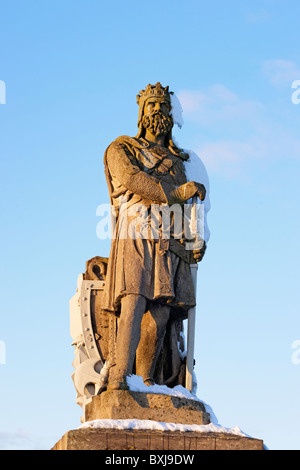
[
  {"x1": 52, "y1": 428, "x2": 264, "y2": 450},
  {"x1": 52, "y1": 390, "x2": 264, "y2": 451},
  {"x1": 84, "y1": 390, "x2": 210, "y2": 425}
]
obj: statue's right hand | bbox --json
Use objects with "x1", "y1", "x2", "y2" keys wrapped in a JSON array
[
  {"x1": 185, "y1": 181, "x2": 206, "y2": 201},
  {"x1": 169, "y1": 181, "x2": 206, "y2": 204}
]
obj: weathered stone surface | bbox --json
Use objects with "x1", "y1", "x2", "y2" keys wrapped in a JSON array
[
  {"x1": 52, "y1": 428, "x2": 264, "y2": 451},
  {"x1": 84, "y1": 390, "x2": 210, "y2": 425},
  {"x1": 101, "y1": 82, "x2": 207, "y2": 393}
]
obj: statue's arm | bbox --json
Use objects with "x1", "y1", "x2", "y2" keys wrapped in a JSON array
[
  {"x1": 106, "y1": 142, "x2": 168, "y2": 203},
  {"x1": 106, "y1": 142, "x2": 206, "y2": 204}
]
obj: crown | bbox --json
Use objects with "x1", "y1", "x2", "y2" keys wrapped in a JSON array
[{"x1": 136, "y1": 82, "x2": 173, "y2": 106}]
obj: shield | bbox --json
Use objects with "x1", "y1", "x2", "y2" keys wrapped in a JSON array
[{"x1": 70, "y1": 256, "x2": 117, "y2": 418}]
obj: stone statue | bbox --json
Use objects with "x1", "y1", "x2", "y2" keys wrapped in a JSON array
[
  {"x1": 102, "y1": 83, "x2": 207, "y2": 391},
  {"x1": 60, "y1": 84, "x2": 262, "y2": 450},
  {"x1": 70, "y1": 83, "x2": 209, "y2": 416}
]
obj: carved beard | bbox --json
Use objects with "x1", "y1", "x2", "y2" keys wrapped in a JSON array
[{"x1": 142, "y1": 111, "x2": 173, "y2": 137}]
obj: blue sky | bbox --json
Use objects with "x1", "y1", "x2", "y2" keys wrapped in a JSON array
[{"x1": 0, "y1": 0, "x2": 300, "y2": 450}]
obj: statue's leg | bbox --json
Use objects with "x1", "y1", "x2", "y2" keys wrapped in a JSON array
[
  {"x1": 108, "y1": 293, "x2": 147, "y2": 390},
  {"x1": 135, "y1": 303, "x2": 170, "y2": 386}
]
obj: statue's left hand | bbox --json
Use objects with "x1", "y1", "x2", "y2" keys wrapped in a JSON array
[{"x1": 193, "y1": 240, "x2": 206, "y2": 263}]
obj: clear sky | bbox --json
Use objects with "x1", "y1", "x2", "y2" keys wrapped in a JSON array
[{"x1": 0, "y1": 0, "x2": 300, "y2": 450}]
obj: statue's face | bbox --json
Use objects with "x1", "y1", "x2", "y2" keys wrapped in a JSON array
[
  {"x1": 142, "y1": 96, "x2": 173, "y2": 138},
  {"x1": 144, "y1": 97, "x2": 171, "y2": 118}
]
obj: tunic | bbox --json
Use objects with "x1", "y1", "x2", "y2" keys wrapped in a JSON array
[{"x1": 102, "y1": 135, "x2": 196, "y2": 315}]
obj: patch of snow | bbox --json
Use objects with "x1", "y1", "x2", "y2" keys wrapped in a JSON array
[
  {"x1": 126, "y1": 374, "x2": 198, "y2": 402},
  {"x1": 79, "y1": 418, "x2": 247, "y2": 437},
  {"x1": 169, "y1": 92, "x2": 211, "y2": 243},
  {"x1": 177, "y1": 341, "x2": 186, "y2": 360},
  {"x1": 170, "y1": 93, "x2": 184, "y2": 128},
  {"x1": 183, "y1": 150, "x2": 211, "y2": 243},
  {"x1": 127, "y1": 375, "x2": 218, "y2": 424}
]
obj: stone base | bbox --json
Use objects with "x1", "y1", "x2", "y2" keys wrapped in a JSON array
[
  {"x1": 53, "y1": 391, "x2": 264, "y2": 450},
  {"x1": 52, "y1": 428, "x2": 264, "y2": 450},
  {"x1": 83, "y1": 390, "x2": 210, "y2": 425}
]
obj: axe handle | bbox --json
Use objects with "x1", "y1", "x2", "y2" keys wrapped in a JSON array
[
  {"x1": 186, "y1": 264, "x2": 198, "y2": 392},
  {"x1": 185, "y1": 196, "x2": 199, "y2": 392}
]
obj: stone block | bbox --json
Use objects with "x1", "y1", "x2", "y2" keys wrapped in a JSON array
[
  {"x1": 84, "y1": 390, "x2": 210, "y2": 425},
  {"x1": 52, "y1": 428, "x2": 264, "y2": 451}
]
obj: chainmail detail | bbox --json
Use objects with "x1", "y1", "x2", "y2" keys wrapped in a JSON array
[{"x1": 123, "y1": 172, "x2": 168, "y2": 204}]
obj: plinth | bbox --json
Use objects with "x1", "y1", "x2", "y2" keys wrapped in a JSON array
[
  {"x1": 52, "y1": 428, "x2": 264, "y2": 451},
  {"x1": 84, "y1": 389, "x2": 210, "y2": 424},
  {"x1": 52, "y1": 390, "x2": 264, "y2": 450}
]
